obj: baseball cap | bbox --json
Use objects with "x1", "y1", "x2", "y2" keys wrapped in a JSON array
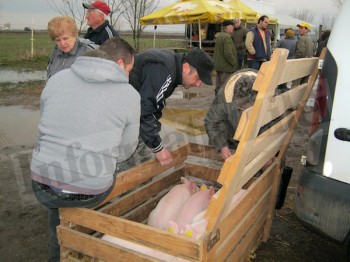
[
  {"x1": 297, "y1": 22, "x2": 311, "y2": 30},
  {"x1": 184, "y1": 48, "x2": 214, "y2": 85},
  {"x1": 223, "y1": 20, "x2": 235, "y2": 27},
  {"x1": 83, "y1": 1, "x2": 111, "y2": 15}
]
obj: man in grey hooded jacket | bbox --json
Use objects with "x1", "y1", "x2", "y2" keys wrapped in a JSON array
[{"x1": 30, "y1": 37, "x2": 140, "y2": 262}]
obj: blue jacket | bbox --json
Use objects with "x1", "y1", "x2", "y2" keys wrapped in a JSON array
[{"x1": 248, "y1": 26, "x2": 271, "y2": 61}]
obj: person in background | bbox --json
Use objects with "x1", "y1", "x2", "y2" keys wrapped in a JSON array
[
  {"x1": 204, "y1": 69, "x2": 257, "y2": 160},
  {"x1": 31, "y1": 37, "x2": 139, "y2": 262},
  {"x1": 213, "y1": 20, "x2": 238, "y2": 95},
  {"x1": 295, "y1": 22, "x2": 314, "y2": 58},
  {"x1": 277, "y1": 29, "x2": 297, "y2": 59},
  {"x1": 315, "y1": 30, "x2": 331, "y2": 57},
  {"x1": 128, "y1": 48, "x2": 214, "y2": 166},
  {"x1": 83, "y1": 1, "x2": 118, "y2": 45},
  {"x1": 46, "y1": 16, "x2": 98, "y2": 79},
  {"x1": 232, "y1": 18, "x2": 249, "y2": 69},
  {"x1": 245, "y1": 15, "x2": 271, "y2": 70}
]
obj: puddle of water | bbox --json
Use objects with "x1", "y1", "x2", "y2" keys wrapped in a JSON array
[
  {"x1": 0, "y1": 106, "x2": 40, "y2": 147},
  {"x1": 0, "y1": 69, "x2": 46, "y2": 83}
]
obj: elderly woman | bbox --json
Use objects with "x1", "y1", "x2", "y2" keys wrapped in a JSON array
[{"x1": 47, "y1": 16, "x2": 98, "y2": 78}]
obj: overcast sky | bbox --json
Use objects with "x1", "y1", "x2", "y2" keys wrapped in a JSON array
[{"x1": 0, "y1": 0, "x2": 340, "y2": 30}]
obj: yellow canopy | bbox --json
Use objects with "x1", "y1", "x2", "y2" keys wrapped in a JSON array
[
  {"x1": 221, "y1": 0, "x2": 257, "y2": 21},
  {"x1": 140, "y1": 0, "x2": 240, "y2": 25}
]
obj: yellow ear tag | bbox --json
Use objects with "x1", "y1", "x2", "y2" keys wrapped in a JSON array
[
  {"x1": 200, "y1": 184, "x2": 207, "y2": 191},
  {"x1": 168, "y1": 227, "x2": 174, "y2": 233},
  {"x1": 184, "y1": 230, "x2": 193, "y2": 237}
]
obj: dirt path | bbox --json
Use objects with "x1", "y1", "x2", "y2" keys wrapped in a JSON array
[{"x1": 0, "y1": 83, "x2": 344, "y2": 261}]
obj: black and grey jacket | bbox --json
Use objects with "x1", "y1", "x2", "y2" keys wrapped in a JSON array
[
  {"x1": 129, "y1": 49, "x2": 184, "y2": 153},
  {"x1": 84, "y1": 20, "x2": 118, "y2": 45}
]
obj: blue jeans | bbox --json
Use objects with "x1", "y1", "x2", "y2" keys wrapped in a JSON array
[
  {"x1": 248, "y1": 60, "x2": 264, "y2": 71},
  {"x1": 32, "y1": 177, "x2": 115, "y2": 262}
]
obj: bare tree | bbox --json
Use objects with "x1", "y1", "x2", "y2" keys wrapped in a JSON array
[
  {"x1": 122, "y1": 0, "x2": 159, "y2": 51},
  {"x1": 331, "y1": 0, "x2": 345, "y2": 9},
  {"x1": 319, "y1": 14, "x2": 336, "y2": 30},
  {"x1": 47, "y1": 0, "x2": 124, "y2": 33},
  {"x1": 289, "y1": 9, "x2": 315, "y2": 23},
  {"x1": 47, "y1": 0, "x2": 87, "y2": 32},
  {"x1": 106, "y1": 0, "x2": 125, "y2": 30}
]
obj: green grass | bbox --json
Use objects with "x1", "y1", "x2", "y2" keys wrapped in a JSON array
[{"x1": 0, "y1": 31, "x2": 187, "y2": 71}]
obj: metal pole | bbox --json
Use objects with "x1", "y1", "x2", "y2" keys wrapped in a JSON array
[
  {"x1": 31, "y1": 19, "x2": 34, "y2": 58},
  {"x1": 199, "y1": 20, "x2": 202, "y2": 49}
]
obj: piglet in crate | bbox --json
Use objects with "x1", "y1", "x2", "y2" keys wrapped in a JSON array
[
  {"x1": 147, "y1": 177, "x2": 198, "y2": 230},
  {"x1": 168, "y1": 185, "x2": 215, "y2": 237}
]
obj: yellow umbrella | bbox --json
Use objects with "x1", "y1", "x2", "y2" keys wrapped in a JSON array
[
  {"x1": 140, "y1": 0, "x2": 239, "y2": 25},
  {"x1": 140, "y1": 0, "x2": 240, "y2": 48},
  {"x1": 221, "y1": 0, "x2": 257, "y2": 21}
]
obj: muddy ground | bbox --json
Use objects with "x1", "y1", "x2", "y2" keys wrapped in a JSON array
[{"x1": 0, "y1": 82, "x2": 345, "y2": 261}]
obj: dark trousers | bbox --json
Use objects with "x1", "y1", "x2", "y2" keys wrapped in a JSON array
[
  {"x1": 237, "y1": 54, "x2": 247, "y2": 70},
  {"x1": 32, "y1": 177, "x2": 115, "y2": 262},
  {"x1": 215, "y1": 71, "x2": 233, "y2": 95},
  {"x1": 248, "y1": 60, "x2": 264, "y2": 71}
]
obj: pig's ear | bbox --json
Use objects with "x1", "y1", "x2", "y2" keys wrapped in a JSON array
[
  {"x1": 181, "y1": 177, "x2": 189, "y2": 184},
  {"x1": 188, "y1": 180, "x2": 198, "y2": 194},
  {"x1": 168, "y1": 220, "x2": 179, "y2": 234},
  {"x1": 208, "y1": 187, "x2": 215, "y2": 197}
]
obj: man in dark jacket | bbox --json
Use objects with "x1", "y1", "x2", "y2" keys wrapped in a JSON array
[
  {"x1": 245, "y1": 15, "x2": 271, "y2": 70},
  {"x1": 129, "y1": 48, "x2": 214, "y2": 166},
  {"x1": 204, "y1": 69, "x2": 257, "y2": 160},
  {"x1": 232, "y1": 18, "x2": 249, "y2": 69},
  {"x1": 83, "y1": 1, "x2": 118, "y2": 45}
]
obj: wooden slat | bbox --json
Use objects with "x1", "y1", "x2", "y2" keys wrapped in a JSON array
[
  {"x1": 204, "y1": 48, "x2": 290, "y2": 237},
  {"x1": 233, "y1": 84, "x2": 306, "y2": 141},
  {"x1": 97, "y1": 143, "x2": 189, "y2": 206},
  {"x1": 278, "y1": 57, "x2": 319, "y2": 85},
  {"x1": 247, "y1": 111, "x2": 296, "y2": 163},
  {"x1": 58, "y1": 226, "x2": 160, "y2": 262},
  {"x1": 98, "y1": 168, "x2": 184, "y2": 216},
  {"x1": 212, "y1": 171, "x2": 273, "y2": 259},
  {"x1": 59, "y1": 208, "x2": 201, "y2": 260}
]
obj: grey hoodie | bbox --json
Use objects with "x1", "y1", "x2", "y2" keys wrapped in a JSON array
[{"x1": 31, "y1": 56, "x2": 140, "y2": 194}]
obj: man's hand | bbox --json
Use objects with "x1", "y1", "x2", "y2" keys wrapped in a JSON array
[
  {"x1": 220, "y1": 146, "x2": 233, "y2": 160},
  {"x1": 155, "y1": 148, "x2": 173, "y2": 166}
]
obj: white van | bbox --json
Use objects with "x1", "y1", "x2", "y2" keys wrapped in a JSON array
[{"x1": 295, "y1": 1, "x2": 350, "y2": 260}]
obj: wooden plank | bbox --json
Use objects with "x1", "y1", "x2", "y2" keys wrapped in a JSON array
[
  {"x1": 188, "y1": 143, "x2": 222, "y2": 161},
  {"x1": 58, "y1": 226, "x2": 160, "y2": 262},
  {"x1": 59, "y1": 208, "x2": 201, "y2": 260},
  {"x1": 204, "y1": 49, "x2": 290, "y2": 236},
  {"x1": 247, "y1": 112, "x2": 296, "y2": 163},
  {"x1": 213, "y1": 176, "x2": 272, "y2": 259},
  {"x1": 97, "y1": 143, "x2": 190, "y2": 206},
  {"x1": 233, "y1": 84, "x2": 306, "y2": 141},
  {"x1": 278, "y1": 57, "x2": 319, "y2": 85},
  {"x1": 263, "y1": 165, "x2": 282, "y2": 241},
  {"x1": 98, "y1": 168, "x2": 184, "y2": 216}
]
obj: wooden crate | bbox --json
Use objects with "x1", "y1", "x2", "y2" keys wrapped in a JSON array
[{"x1": 57, "y1": 49, "x2": 319, "y2": 262}]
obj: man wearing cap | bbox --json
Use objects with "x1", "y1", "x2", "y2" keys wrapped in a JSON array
[
  {"x1": 128, "y1": 48, "x2": 214, "y2": 166},
  {"x1": 83, "y1": 1, "x2": 119, "y2": 45},
  {"x1": 277, "y1": 29, "x2": 297, "y2": 59},
  {"x1": 232, "y1": 18, "x2": 249, "y2": 69},
  {"x1": 213, "y1": 19, "x2": 238, "y2": 95},
  {"x1": 245, "y1": 15, "x2": 271, "y2": 70},
  {"x1": 295, "y1": 22, "x2": 313, "y2": 58},
  {"x1": 204, "y1": 69, "x2": 257, "y2": 160}
]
